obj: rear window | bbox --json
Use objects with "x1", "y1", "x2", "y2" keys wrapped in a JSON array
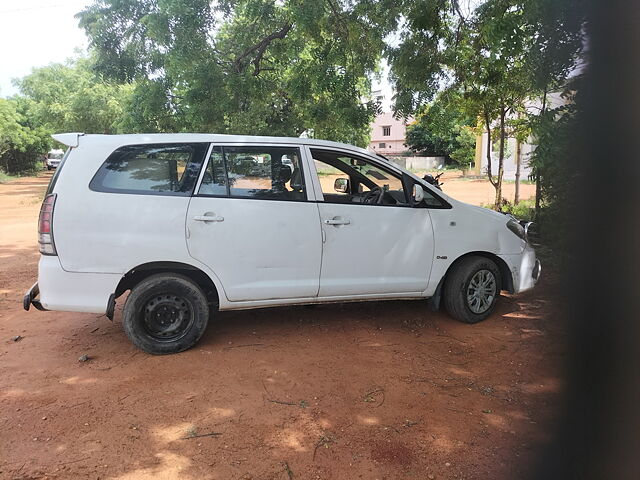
[
  {"x1": 198, "y1": 146, "x2": 306, "y2": 201},
  {"x1": 90, "y1": 143, "x2": 208, "y2": 196}
]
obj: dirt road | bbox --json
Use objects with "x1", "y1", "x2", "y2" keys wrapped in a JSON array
[{"x1": 1, "y1": 174, "x2": 562, "y2": 479}]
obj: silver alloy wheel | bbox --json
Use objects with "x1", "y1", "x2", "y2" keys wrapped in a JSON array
[{"x1": 466, "y1": 269, "x2": 497, "y2": 314}]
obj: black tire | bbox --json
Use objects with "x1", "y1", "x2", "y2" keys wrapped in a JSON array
[
  {"x1": 443, "y1": 256, "x2": 502, "y2": 324},
  {"x1": 122, "y1": 273, "x2": 209, "y2": 354},
  {"x1": 47, "y1": 165, "x2": 52, "y2": 171}
]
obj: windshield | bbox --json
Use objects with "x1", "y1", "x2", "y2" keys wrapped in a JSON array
[{"x1": 49, "y1": 153, "x2": 64, "y2": 160}]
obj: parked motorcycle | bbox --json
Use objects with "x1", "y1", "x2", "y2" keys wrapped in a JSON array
[{"x1": 423, "y1": 172, "x2": 444, "y2": 190}]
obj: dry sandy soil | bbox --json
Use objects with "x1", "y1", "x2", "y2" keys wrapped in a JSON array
[{"x1": 0, "y1": 173, "x2": 561, "y2": 480}]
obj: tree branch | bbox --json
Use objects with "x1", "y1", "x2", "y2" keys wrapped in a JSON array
[
  {"x1": 232, "y1": 23, "x2": 293, "y2": 76},
  {"x1": 452, "y1": 0, "x2": 467, "y2": 22},
  {"x1": 326, "y1": 0, "x2": 348, "y2": 37}
]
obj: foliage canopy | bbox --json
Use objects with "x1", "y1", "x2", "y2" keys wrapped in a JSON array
[
  {"x1": 388, "y1": 0, "x2": 584, "y2": 206},
  {"x1": 76, "y1": 0, "x2": 400, "y2": 146},
  {"x1": 405, "y1": 90, "x2": 477, "y2": 169}
]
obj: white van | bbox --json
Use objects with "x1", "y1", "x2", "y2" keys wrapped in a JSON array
[
  {"x1": 24, "y1": 133, "x2": 540, "y2": 354},
  {"x1": 45, "y1": 149, "x2": 65, "y2": 170}
]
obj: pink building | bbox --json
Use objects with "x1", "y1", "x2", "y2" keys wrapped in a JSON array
[{"x1": 368, "y1": 112, "x2": 414, "y2": 155}]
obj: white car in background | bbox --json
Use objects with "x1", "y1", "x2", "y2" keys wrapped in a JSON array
[
  {"x1": 45, "y1": 149, "x2": 64, "y2": 170},
  {"x1": 24, "y1": 133, "x2": 540, "y2": 354}
]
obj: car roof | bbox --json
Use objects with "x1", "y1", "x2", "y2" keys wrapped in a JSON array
[{"x1": 53, "y1": 132, "x2": 375, "y2": 158}]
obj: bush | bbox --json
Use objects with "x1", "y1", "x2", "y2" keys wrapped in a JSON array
[
  {"x1": 0, "y1": 150, "x2": 43, "y2": 175},
  {"x1": 500, "y1": 198, "x2": 536, "y2": 222},
  {"x1": 0, "y1": 98, "x2": 51, "y2": 175}
]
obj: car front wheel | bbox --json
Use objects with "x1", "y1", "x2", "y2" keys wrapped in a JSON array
[
  {"x1": 122, "y1": 274, "x2": 210, "y2": 354},
  {"x1": 443, "y1": 256, "x2": 502, "y2": 324}
]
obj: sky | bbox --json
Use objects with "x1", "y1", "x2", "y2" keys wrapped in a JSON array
[{"x1": 0, "y1": 0, "x2": 89, "y2": 97}]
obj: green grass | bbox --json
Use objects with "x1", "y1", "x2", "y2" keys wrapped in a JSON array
[
  {"x1": 0, "y1": 167, "x2": 45, "y2": 183},
  {"x1": 0, "y1": 171, "x2": 18, "y2": 183},
  {"x1": 503, "y1": 178, "x2": 535, "y2": 185}
]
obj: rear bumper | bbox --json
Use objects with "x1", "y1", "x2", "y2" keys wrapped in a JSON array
[
  {"x1": 23, "y1": 283, "x2": 48, "y2": 311},
  {"x1": 25, "y1": 256, "x2": 121, "y2": 314}
]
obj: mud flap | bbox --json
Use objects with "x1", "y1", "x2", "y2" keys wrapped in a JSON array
[
  {"x1": 23, "y1": 283, "x2": 48, "y2": 312},
  {"x1": 429, "y1": 278, "x2": 445, "y2": 312},
  {"x1": 106, "y1": 294, "x2": 116, "y2": 321}
]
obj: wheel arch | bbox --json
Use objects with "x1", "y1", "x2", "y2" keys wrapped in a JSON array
[
  {"x1": 447, "y1": 251, "x2": 514, "y2": 293},
  {"x1": 431, "y1": 251, "x2": 515, "y2": 311},
  {"x1": 114, "y1": 261, "x2": 220, "y2": 307}
]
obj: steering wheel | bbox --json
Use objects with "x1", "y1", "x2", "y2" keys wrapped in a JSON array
[{"x1": 362, "y1": 187, "x2": 383, "y2": 204}]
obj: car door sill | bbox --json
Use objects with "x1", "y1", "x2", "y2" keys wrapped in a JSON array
[{"x1": 220, "y1": 292, "x2": 427, "y2": 311}]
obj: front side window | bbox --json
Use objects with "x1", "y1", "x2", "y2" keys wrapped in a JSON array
[
  {"x1": 198, "y1": 146, "x2": 306, "y2": 201},
  {"x1": 312, "y1": 149, "x2": 448, "y2": 208},
  {"x1": 90, "y1": 143, "x2": 208, "y2": 195},
  {"x1": 311, "y1": 149, "x2": 408, "y2": 206}
]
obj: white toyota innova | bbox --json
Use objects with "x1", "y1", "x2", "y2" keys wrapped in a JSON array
[{"x1": 24, "y1": 133, "x2": 540, "y2": 354}]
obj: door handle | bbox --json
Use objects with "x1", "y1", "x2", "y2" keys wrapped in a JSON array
[
  {"x1": 324, "y1": 217, "x2": 350, "y2": 226},
  {"x1": 193, "y1": 215, "x2": 224, "y2": 222}
]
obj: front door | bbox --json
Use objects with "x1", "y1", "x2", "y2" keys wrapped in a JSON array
[
  {"x1": 186, "y1": 145, "x2": 322, "y2": 302},
  {"x1": 308, "y1": 148, "x2": 435, "y2": 297}
]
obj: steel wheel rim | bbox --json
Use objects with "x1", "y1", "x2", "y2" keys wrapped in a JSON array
[
  {"x1": 466, "y1": 269, "x2": 497, "y2": 314},
  {"x1": 141, "y1": 294, "x2": 194, "y2": 342}
]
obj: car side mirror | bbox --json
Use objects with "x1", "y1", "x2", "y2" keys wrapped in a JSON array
[
  {"x1": 334, "y1": 177, "x2": 350, "y2": 193},
  {"x1": 412, "y1": 183, "x2": 425, "y2": 204}
]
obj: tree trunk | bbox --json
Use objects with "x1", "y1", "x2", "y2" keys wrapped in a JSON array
[
  {"x1": 514, "y1": 109, "x2": 521, "y2": 205},
  {"x1": 535, "y1": 90, "x2": 548, "y2": 220},
  {"x1": 514, "y1": 137, "x2": 521, "y2": 205},
  {"x1": 494, "y1": 106, "x2": 506, "y2": 209},
  {"x1": 483, "y1": 108, "x2": 496, "y2": 188}
]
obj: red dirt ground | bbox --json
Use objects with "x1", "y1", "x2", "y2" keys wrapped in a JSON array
[{"x1": 0, "y1": 173, "x2": 563, "y2": 480}]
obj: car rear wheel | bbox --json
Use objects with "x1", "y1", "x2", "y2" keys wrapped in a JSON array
[
  {"x1": 122, "y1": 274, "x2": 209, "y2": 354},
  {"x1": 443, "y1": 256, "x2": 502, "y2": 324}
]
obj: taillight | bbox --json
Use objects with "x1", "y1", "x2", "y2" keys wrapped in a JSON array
[{"x1": 38, "y1": 194, "x2": 57, "y2": 255}]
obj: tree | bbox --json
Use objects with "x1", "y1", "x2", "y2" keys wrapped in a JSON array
[
  {"x1": 76, "y1": 0, "x2": 400, "y2": 146},
  {"x1": 528, "y1": 75, "x2": 582, "y2": 242},
  {"x1": 15, "y1": 56, "x2": 132, "y2": 134},
  {"x1": 0, "y1": 99, "x2": 23, "y2": 159},
  {"x1": 522, "y1": 0, "x2": 584, "y2": 218},
  {"x1": 506, "y1": 107, "x2": 530, "y2": 204},
  {"x1": 405, "y1": 90, "x2": 477, "y2": 171},
  {"x1": 0, "y1": 98, "x2": 51, "y2": 174},
  {"x1": 388, "y1": 0, "x2": 583, "y2": 208}
]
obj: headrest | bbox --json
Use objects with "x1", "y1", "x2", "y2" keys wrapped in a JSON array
[{"x1": 278, "y1": 164, "x2": 292, "y2": 183}]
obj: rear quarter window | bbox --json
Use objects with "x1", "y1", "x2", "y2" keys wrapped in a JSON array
[{"x1": 89, "y1": 143, "x2": 209, "y2": 196}]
